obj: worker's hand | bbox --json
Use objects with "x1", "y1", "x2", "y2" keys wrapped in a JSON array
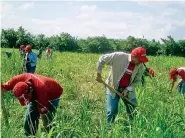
[
  {"x1": 121, "y1": 89, "x2": 128, "y2": 97},
  {"x1": 96, "y1": 73, "x2": 103, "y2": 83},
  {"x1": 23, "y1": 106, "x2": 27, "y2": 109}
]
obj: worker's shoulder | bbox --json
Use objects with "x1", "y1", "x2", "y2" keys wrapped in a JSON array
[
  {"x1": 31, "y1": 51, "x2": 37, "y2": 55},
  {"x1": 111, "y1": 51, "x2": 130, "y2": 58},
  {"x1": 104, "y1": 51, "x2": 129, "y2": 56}
]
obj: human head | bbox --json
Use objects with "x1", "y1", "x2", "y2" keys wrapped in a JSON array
[
  {"x1": 13, "y1": 82, "x2": 31, "y2": 106},
  {"x1": 169, "y1": 68, "x2": 177, "y2": 81},
  {"x1": 131, "y1": 47, "x2": 149, "y2": 65},
  {"x1": 25, "y1": 45, "x2": 32, "y2": 53},
  {"x1": 20, "y1": 45, "x2": 25, "y2": 49}
]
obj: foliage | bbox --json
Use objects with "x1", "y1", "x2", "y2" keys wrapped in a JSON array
[
  {"x1": 1, "y1": 48, "x2": 185, "y2": 138},
  {"x1": 1, "y1": 26, "x2": 185, "y2": 56}
]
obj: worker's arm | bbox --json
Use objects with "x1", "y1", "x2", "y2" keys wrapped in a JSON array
[{"x1": 1, "y1": 74, "x2": 28, "y2": 92}]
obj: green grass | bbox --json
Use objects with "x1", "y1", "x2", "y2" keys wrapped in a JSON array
[{"x1": 1, "y1": 48, "x2": 185, "y2": 138}]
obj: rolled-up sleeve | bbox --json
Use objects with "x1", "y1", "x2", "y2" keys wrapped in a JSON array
[{"x1": 96, "y1": 53, "x2": 115, "y2": 73}]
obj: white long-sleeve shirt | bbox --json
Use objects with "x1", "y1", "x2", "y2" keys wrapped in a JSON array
[{"x1": 96, "y1": 52, "x2": 145, "y2": 99}]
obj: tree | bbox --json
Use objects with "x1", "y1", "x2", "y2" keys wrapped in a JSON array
[
  {"x1": 59, "y1": 33, "x2": 79, "y2": 51},
  {"x1": 16, "y1": 26, "x2": 35, "y2": 48},
  {"x1": 1, "y1": 26, "x2": 185, "y2": 56},
  {"x1": 82, "y1": 36, "x2": 113, "y2": 53},
  {"x1": 124, "y1": 36, "x2": 137, "y2": 51},
  {"x1": 34, "y1": 34, "x2": 49, "y2": 49},
  {"x1": 1, "y1": 29, "x2": 17, "y2": 48}
]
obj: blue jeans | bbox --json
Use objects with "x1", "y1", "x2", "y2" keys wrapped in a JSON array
[
  {"x1": 24, "y1": 99, "x2": 60, "y2": 136},
  {"x1": 178, "y1": 81, "x2": 185, "y2": 94},
  {"x1": 106, "y1": 89, "x2": 137, "y2": 123},
  {"x1": 26, "y1": 66, "x2": 36, "y2": 74},
  {"x1": 178, "y1": 81, "x2": 185, "y2": 101}
]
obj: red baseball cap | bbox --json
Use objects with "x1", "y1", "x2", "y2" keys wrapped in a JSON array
[
  {"x1": 20, "y1": 45, "x2": 25, "y2": 48},
  {"x1": 131, "y1": 47, "x2": 149, "y2": 63},
  {"x1": 169, "y1": 68, "x2": 177, "y2": 80},
  {"x1": 25, "y1": 45, "x2": 32, "y2": 51},
  {"x1": 13, "y1": 82, "x2": 30, "y2": 106}
]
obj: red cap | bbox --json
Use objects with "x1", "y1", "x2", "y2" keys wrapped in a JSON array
[
  {"x1": 20, "y1": 45, "x2": 25, "y2": 48},
  {"x1": 131, "y1": 47, "x2": 149, "y2": 63},
  {"x1": 13, "y1": 82, "x2": 30, "y2": 106},
  {"x1": 25, "y1": 45, "x2": 32, "y2": 51},
  {"x1": 169, "y1": 68, "x2": 177, "y2": 80}
]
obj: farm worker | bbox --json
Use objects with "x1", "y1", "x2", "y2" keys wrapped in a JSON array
[
  {"x1": 37, "y1": 47, "x2": 43, "y2": 59},
  {"x1": 24, "y1": 45, "x2": 37, "y2": 74},
  {"x1": 141, "y1": 64, "x2": 156, "y2": 86},
  {"x1": 169, "y1": 67, "x2": 185, "y2": 98},
  {"x1": 96, "y1": 47, "x2": 149, "y2": 124},
  {"x1": 19, "y1": 45, "x2": 25, "y2": 56},
  {"x1": 46, "y1": 47, "x2": 52, "y2": 59},
  {"x1": 1, "y1": 73, "x2": 63, "y2": 136}
]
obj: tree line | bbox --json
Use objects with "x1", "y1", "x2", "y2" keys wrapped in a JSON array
[{"x1": 1, "y1": 26, "x2": 185, "y2": 56}]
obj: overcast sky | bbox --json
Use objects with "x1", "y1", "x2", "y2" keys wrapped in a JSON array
[{"x1": 1, "y1": 0, "x2": 185, "y2": 40}]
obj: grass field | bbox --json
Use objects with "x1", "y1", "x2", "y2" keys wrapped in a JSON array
[{"x1": 1, "y1": 48, "x2": 185, "y2": 138}]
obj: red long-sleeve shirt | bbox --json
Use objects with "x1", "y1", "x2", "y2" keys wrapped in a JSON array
[
  {"x1": 2, "y1": 73, "x2": 63, "y2": 114},
  {"x1": 171, "y1": 68, "x2": 185, "y2": 82}
]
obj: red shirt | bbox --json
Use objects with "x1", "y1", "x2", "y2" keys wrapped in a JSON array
[
  {"x1": 172, "y1": 69, "x2": 185, "y2": 82},
  {"x1": 119, "y1": 62, "x2": 135, "y2": 88},
  {"x1": 2, "y1": 73, "x2": 63, "y2": 114},
  {"x1": 178, "y1": 69, "x2": 185, "y2": 81}
]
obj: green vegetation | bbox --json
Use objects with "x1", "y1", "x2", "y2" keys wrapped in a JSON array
[
  {"x1": 1, "y1": 48, "x2": 185, "y2": 138},
  {"x1": 1, "y1": 26, "x2": 185, "y2": 56}
]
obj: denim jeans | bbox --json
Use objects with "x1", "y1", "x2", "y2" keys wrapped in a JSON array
[
  {"x1": 178, "y1": 81, "x2": 185, "y2": 101},
  {"x1": 26, "y1": 66, "x2": 36, "y2": 74},
  {"x1": 24, "y1": 99, "x2": 60, "y2": 136},
  {"x1": 106, "y1": 88, "x2": 137, "y2": 123},
  {"x1": 28, "y1": 66, "x2": 36, "y2": 74},
  {"x1": 178, "y1": 80, "x2": 185, "y2": 94}
]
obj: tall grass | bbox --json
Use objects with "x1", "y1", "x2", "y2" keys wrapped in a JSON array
[{"x1": 1, "y1": 48, "x2": 185, "y2": 138}]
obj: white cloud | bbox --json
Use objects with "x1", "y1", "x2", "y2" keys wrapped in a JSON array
[
  {"x1": 136, "y1": 1, "x2": 177, "y2": 8},
  {"x1": 81, "y1": 5, "x2": 97, "y2": 12},
  {"x1": 67, "y1": 2, "x2": 73, "y2": 5},
  {"x1": 1, "y1": 2, "x2": 16, "y2": 20},
  {"x1": 18, "y1": 2, "x2": 34, "y2": 10},
  {"x1": 160, "y1": 8, "x2": 178, "y2": 16},
  {"x1": 74, "y1": 6, "x2": 185, "y2": 40},
  {"x1": 1, "y1": 2, "x2": 185, "y2": 40}
]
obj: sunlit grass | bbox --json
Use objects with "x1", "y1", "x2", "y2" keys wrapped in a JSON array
[{"x1": 1, "y1": 48, "x2": 185, "y2": 138}]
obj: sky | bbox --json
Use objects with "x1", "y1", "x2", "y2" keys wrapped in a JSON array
[{"x1": 1, "y1": 0, "x2": 185, "y2": 40}]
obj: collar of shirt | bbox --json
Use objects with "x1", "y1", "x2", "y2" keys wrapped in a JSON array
[{"x1": 128, "y1": 54, "x2": 131, "y2": 62}]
